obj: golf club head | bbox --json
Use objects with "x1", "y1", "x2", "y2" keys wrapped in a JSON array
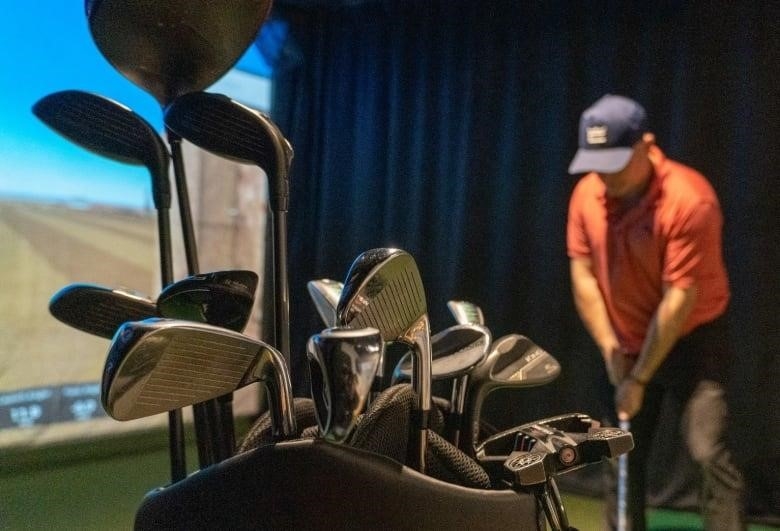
[
  {"x1": 156, "y1": 270, "x2": 258, "y2": 332},
  {"x1": 460, "y1": 334, "x2": 561, "y2": 455},
  {"x1": 102, "y1": 318, "x2": 295, "y2": 439},
  {"x1": 336, "y1": 247, "x2": 432, "y2": 471},
  {"x1": 446, "y1": 300, "x2": 485, "y2": 326},
  {"x1": 86, "y1": 0, "x2": 273, "y2": 105},
  {"x1": 306, "y1": 327, "x2": 383, "y2": 443},
  {"x1": 481, "y1": 414, "x2": 634, "y2": 479},
  {"x1": 163, "y1": 91, "x2": 293, "y2": 211},
  {"x1": 49, "y1": 283, "x2": 157, "y2": 339},
  {"x1": 307, "y1": 279, "x2": 343, "y2": 328},
  {"x1": 32, "y1": 90, "x2": 171, "y2": 210},
  {"x1": 392, "y1": 323, "x2": 491, "y2": 382}
]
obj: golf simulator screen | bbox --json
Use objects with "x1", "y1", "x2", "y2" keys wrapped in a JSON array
[{"x1": 0, "y1": 3, "x2": 272, "y2": 448}]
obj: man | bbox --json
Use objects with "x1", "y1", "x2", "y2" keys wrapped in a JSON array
[{"x1": 566, "y1": 94, "x2": 745, "y2": 530}]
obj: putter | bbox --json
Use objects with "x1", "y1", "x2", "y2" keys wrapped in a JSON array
[
  {"x1": 87, "y1": 2, "x2": 272, "y2": 463},
  {"x1": 306, "y1": 327, "x2": 383, "y2": 443},
  {"x1": 102, "y1": 318, "x2": 295, "y2": 441},
  {"x1": 306, "y1": 279, "x2": 343, "y2": 329},
  {"x1": 163, "y1": 91, "x2": 294, "y2": 367},
  {"x1": 497, "y1": 415, "x2": 634, "y2": 531},
  {"x1": 459, "y1": 334, "x2": 561, "y2": 456},
  {"x1": 33, "y1": 89, "x2": 186, "y2": 482},
  {"x1": 446, "y1": 300, "x2": 485, "y2": 326},
  {"x1": 335, "y1": 248, "x2": 432, "y2": 473}
]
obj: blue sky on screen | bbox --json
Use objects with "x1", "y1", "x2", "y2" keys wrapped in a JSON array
[{"x1": 0, "y1": 2, "x2": 270, "y2": 209}]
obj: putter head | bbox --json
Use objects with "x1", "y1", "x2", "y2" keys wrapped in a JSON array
[
  {"x1": 446, "y1": 300, "x2": 485, "y2": 326},
  {"x1": 163, "y1": 91, "x2": 293, "y2": 211},
  {"x1": 481, "y1": 414, "x2": 634, "y2": 480},
  {"x1": 306, "y1": 327, "x2": 383, "y2": 443},
  {"x1": 156, "y1": 270, "x2": 258, "y2": 332},
  {"x1": 307, "y1": 279, "x2": 343, "y2": 328},
  {"x1": 32, "y1": 90, "x2": 171, "y2": 209},
  {"x1": 392, "y1": 323, "x2": 491, "y2": 382},
  {"x1": 102, "y1": 318, "x2": 295, "y2": 438},
  {"x1": 49, "y1": 283, "x2": 157, "y2": 339},
  {"x1": 86, "y1": 0, "x2": 272, "y2": 105}
]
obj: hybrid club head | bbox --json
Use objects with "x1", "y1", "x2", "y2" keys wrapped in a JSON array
[
  {"x1": 102, "y1": 318, "x2": 295, "y2": 439},
  {"x1": 391, "y1": 323, "x2": 491, "y2": 383},
  {"x1": 86, "y1": 0, "x2": 273, "y2": 106},
  {"x1": 32, "y1": 90, "x2": 171, "y2": 211},
  {"x1": 163, "y1": 91, "x2": 293, "y2": 212},
  {"x1": 446, "y1": 300, "x2": 485, "y2": 326},
  {"x1": 336, "y1": 247, "x2": 432, "y2": 472},
  {"x1": 307, "y1": 279, "x2": 343, "y2": 328},
  {"x1": 306, "y1": 327, "x2": 383, "y2": 443},
  {"x1": 49, "y1": 283, "x2": 157, "y2": 339},
  {"x1": 157, "y1": 270, "x2": 258, "y2": 332},
  {"x1": 460, "y1": 334, "x2": 561, "y2": 455}
]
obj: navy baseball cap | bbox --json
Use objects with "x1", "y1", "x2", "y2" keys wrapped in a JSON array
[{"x1": 568, "y1": 94, "x2": 648, "y2": 174}]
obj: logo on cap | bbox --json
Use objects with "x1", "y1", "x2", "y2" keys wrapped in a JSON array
[{"x1": 586, "y1": 125, "x2": 608, "y2": 145}]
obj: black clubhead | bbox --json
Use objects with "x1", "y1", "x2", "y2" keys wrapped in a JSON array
[
  {"x1": 163, "y1": 91, "x2": 293, "y2": 211},
  {"x1": 86, "y1": 0, "x2": 273, "y2": 105},
  {"x1": 49, "y1": 283, "x2": 157, "y2": 339},
  {"x1": 32, "y1": 90, "x2": 171, "y2": 210},
  {"x1": 156, "y1": 270, "x2": 259, "y2": 332}
]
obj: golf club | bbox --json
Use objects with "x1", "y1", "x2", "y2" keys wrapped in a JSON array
[
  {"x1": 306, "y1": 327, "x2": 383, "y2": 443},
  {"x1": 617, "y1": 419, "x2": 630, "y2": 531},
  {"x1": 102, "y1": 318, "x2": 296, "y2": 442},
  {"x1": 459, "y1": 334, "x2": 561, "y2": 456},
  {"x1": 163, "y1": 91, "x2": 293, "y2": 368},
  {"x1": 33, "y1": 89, "x2": 186, "y2": 482},
  {"x1": 157, "y1": 270, "x2": 258, "y2": 332},
  {"x1": 306, "y1": 279, "x2": 344, "y2": 329},
  {"x1": 87, "y1": 2, "x2": 272, "y2": 464},
  {"x1": 335, "y1": 248, "x2": 432, "y2": 473},
  {"x1": 391, "y1": 323, "x2": 490, "y2": 446},
  {"x1": 446, "y1": 300, "x2": 485, "y2": 326}
]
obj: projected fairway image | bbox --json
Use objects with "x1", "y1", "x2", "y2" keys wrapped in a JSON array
[{"x1": 0, "y1": 199, "x2": 163, "y2": 445}]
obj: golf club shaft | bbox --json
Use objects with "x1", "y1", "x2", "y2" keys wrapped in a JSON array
[
  {"x1": 272, "y1": 209, "x2": 290, "y2": 366},
  {"x1": 167, "y1": 126, "x2": 234, "y2": 467},
  {"x1": 617, "y1": 419, "x2": 630, "y2": 531},
  {"x1": 157, "y1": 207, "x2": 187, "y2": 482}
]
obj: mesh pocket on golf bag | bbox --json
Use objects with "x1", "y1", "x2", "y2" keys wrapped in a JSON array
[
  {"x1": 238, "y1": 397, "x2": 318, "y2": 453},
  {"x1": 349, "y1": 384, "x2": 490, "y2": 489}
]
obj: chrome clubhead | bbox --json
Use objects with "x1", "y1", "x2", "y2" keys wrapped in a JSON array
[
  {"x1": 336, "y1": 247, "x2": 432, "y2": 472},
  {"x1": 307, "y1": 279, "x2": 343, "y2": 328},
  {"x1": 306, "y1": 327, "x2": 383, "y2": 443},
  {"x1": 391, "y1": 323, "x2": 490, "y2": 382},
  {"x1": 102, "y1": 318, "x2": 295, "y2": 439},
  {"x1": 49, "y1": 283, "x2": 157, "y2": 339}
]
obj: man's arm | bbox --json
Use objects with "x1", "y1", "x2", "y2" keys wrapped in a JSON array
[
  {"x1": 570, "y1": 256, "x2": 627, "y2": 385},
  {"x1": 616, "y1": 283, "x2": 698, "y2": 419}
]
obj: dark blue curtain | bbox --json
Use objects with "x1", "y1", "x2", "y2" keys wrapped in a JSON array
[{"x1": 268, "y1": 0, "x2": 778, "y2": 522}]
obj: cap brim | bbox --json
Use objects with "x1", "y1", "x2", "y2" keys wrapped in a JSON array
[{"x1": 568, "y1": 147, "x2": 633, "y2": 174}]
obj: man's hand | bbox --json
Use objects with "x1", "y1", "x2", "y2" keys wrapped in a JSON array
[
  {"x1": 615, "y1": 377, "x2": 646, "y2": 420},
  {"x1": 603, "y1": 343, "x2": 633, "y2": 386}
]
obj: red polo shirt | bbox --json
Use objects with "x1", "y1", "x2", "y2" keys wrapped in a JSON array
[{"x1": 566, "y1": 146, "x2": 730, "y2": 353}]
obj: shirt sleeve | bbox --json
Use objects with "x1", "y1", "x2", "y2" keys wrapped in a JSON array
[
  {"x1": 663, "y1": 200, "x2": 723, "y2": 288},
  {"x1": 566, "y1": 186, "x2": 591, "y2": 259}
]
